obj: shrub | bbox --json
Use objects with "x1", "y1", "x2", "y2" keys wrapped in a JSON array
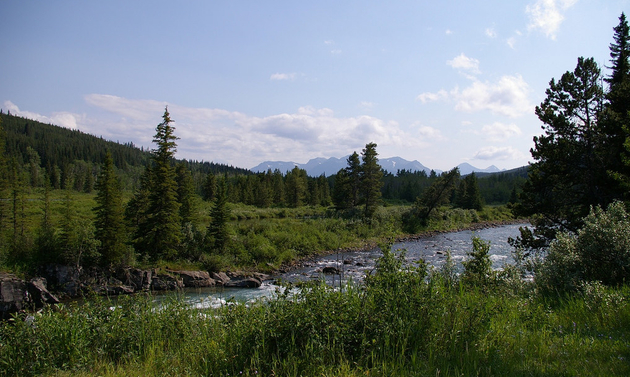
[{"x1": 535, "y1": 201, "x2": 630, "y2": 293}]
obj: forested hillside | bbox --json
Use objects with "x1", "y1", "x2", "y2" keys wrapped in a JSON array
[{"x1": 0, "y1": 112, "x2": 251, "y2": 191}]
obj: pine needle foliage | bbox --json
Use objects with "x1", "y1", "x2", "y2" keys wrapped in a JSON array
[{"x1": 94, "y1": 150, "x2": 128, "y2": 266}]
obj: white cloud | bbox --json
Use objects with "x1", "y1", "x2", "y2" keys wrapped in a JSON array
[
  {"x1": 473, "y1": 146, "x2": 527, "y2": 161},
  {"x1": 416, "y1": 89, "x2": 449, "y2": 103},
  {"x1": 507, "y1": 37, "x2": 517, "y2": 49},
  {"x1": 526, "y1": 0, "x2": 578, "y2": 40},
  {"x1": 78, "y1": 95, "x2": 429, "y2": 168},
  {"x1": 447, "y1": 53, "x2": 481, "y2": 75},
  {"x1": 3, "y1": 100, "x2": 83, "y2": 129},
  {"x1": 485, "y1": 28, "x2": 497, "y2": 38},
  {"x1": 456, "y1": 75, "x2": 532, "y2": 117},
  {"x1": 445, "y1": 29, "x2": 453, "y2": 35},
  {"x1": 480, "y1": 122, "x2": 522, "y2": 141},
  {"x1": 416, "y1": 125, "x2": 444, "y2": 140},
  {"x1": 270, "y1": 73, "x2": 297, "y2": 81},
  {"x1": 330, "y1": 49, "x2": 342, "y2": 54},
  {"x1": 359, "y1": 101, "x2": 375, "y2": 111},
  {"x1": 417, "y1": 75, "x2": 532, "y2": 117}
]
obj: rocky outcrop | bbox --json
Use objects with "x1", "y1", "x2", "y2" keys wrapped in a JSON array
[
  {"x1": 1, "y1": 266, "x2": 271, "y2": 318},
  {"x1": 116, "y1": 268, "x2": 153, "y2": 291},
  {"x1": 223, "y1": 272, "x2": 270, "y2": 288},
  {"x1": 1, "y1": 273, "x2": 27, "y2": 319},
  {"x1": 1, "y1": 274, "x2": 59, "y2": 319},
  {"x1": 170, "y1": 270, "x2": 216, "y2": 287},
  {"x1": 150, "y1": 273, "x2": 184, "y2": 291},
  {"x1": 27, "y1": 278, "x2": 60, "y2": 308}
]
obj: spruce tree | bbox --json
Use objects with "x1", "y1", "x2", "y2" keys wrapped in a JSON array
[
  {"x1": 346, "y1": 152, "x2": 361, "y2": 209},
  {"x1": 136, "y1": 107, "x2": 182, "y2": 260},
  {"x1": 285, "y1": 166, "x2": 308, "y2": 207},
  {"x1": 207, "y1": 176, "x2": 230, "y2": 254},
  {"x1": 604, "y1": 13, "x2": 630, "y2": 199},
  {"x1": 176, "y1": 163, "x2": 197, "y2": 226},
  {"x1": 0, "y1": 118, "x2": 8, "y2": 240},
  {"x1": 94, "y1": 151, "x2": 128, "y2": 266},
  {"x1": 360, "y1": 142, "x2": 383, "y2": 218},
  {"x1": 202, "y1": 173, "x2": 216, "y2": 201}
]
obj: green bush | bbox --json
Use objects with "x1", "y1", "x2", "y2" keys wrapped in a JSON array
[{"x1": 535, "y1": 201, "x2": 630, "y2": 293}]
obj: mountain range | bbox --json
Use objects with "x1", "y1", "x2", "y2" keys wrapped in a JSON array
[{"x1": 251, "y1": 157, "x2": 502, "y2": 177}]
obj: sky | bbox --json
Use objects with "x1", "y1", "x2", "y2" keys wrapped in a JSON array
[{"x1": 1, "y1": 0, "x2": 629, "y2": 172}]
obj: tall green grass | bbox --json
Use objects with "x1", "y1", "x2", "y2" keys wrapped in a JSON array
[{"x1": 2, "y1": 249, "x2": 629, "y2": 377}]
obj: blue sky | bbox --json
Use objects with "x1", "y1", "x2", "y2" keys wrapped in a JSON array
[{"x1": 1, "y1": 0, "x2": 628, "y2": 171}]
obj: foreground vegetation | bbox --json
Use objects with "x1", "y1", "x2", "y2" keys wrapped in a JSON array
[{"x1": 2, "y1": 214, "x2": 629, "y2": 376}]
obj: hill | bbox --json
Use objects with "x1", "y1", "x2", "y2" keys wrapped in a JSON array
[{"x1": 0, "y1": 112, "x2": 250, "y2": 190}]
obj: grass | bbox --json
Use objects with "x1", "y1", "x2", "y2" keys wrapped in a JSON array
[
  {"x1": 1, "y1": 262, "x2": 629, "y2": 376},
  {"x1": 2, "y1": 189, "x2": 515, "y2": 274}
]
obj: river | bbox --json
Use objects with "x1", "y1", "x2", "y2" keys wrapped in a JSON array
[{"x1": 158, "y1": 222, "x2": 529, "y2": 309}]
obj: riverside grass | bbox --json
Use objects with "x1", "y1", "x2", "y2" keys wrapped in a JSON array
[{"x1": 2, "y1": 252, "x2": 629, "y2": 377}]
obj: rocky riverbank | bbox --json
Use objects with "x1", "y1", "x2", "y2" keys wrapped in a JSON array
[{"x1": 0, "y1": 266, "x2": 270, "y2": 319}]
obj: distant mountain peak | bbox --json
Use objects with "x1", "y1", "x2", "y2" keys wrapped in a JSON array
[{"x1": 252, "y1": 157, "x2": 505, "y2": 177}]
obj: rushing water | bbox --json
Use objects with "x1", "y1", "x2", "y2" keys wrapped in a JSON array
[{"x1": 167, "y1": 222, "x2": 529, "y2": 308}]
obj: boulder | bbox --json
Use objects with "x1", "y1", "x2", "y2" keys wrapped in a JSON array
[
  {"x1": 116, "y1": 268, "x2": 153, "y2": 291},
  {"x1": 211, "y1": 272, "x2": 230, "y2": 286},
  {"x1": 225, "y1": 277, "x2": 262, "y2": 288},
  {"x1": 27, "y1": 277, "x2": 60, "y2": 307},
  {"x1": 42, "y1": 264, "x2": 82, "y2": 296},
  {"x1": 1, "y1": 273, "x2": 27, "y2": 319},
  {"x1": 171, "y1": 270, "x2": 216, "y2": 288},
  {"x1": 322, "y1": 266, "x2": 340, "y2": 274},
  {"x1": 151, "y1": 273, "x2": 184, "y2": 291}
]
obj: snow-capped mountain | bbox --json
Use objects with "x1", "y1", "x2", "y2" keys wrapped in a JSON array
[{"x1": 251, "y1": 157, "x2": 502, "y2": 177}]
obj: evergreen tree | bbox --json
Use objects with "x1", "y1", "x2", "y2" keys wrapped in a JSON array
[
  {"x1": 202, "y1": 173, "x2": 216, "y2": 201},
  {"x1": 604, "y1": 13, "x2": 630, "y2": 199},
  {"x1": 35, "y1": 176, "x2": 58, "y2": 264},
  {"x1": 94, "y1": 151, "x2": 128, "y2": 266},
  {"x1": 332, "y1": 168, "x2": 351, "y2": 210},
  {"x1": 347, "y1": 152, "x2": 361, "y2": 209},
  {"x1": 207, "y1": 176, "x2": 230, "y2": 254},
  {"x1": 135, "y1": 107, "x2": 182, "y2": 260},
  {"x1": 0, "y1": 118, "x2": 8, "y2": 240},
  {"x1": 517, "y1": 57, "x2": 608, "y2": 242},
  {"x1": 457, "y1": 173, "x2": 483, "y2": 210},
  {"x1": 411, "y1": 168, "x2": 460, "y2": 224},
  {"x1": 285, "y1": 166, "x2": 308, "y2": 207},
  {"x1": 176, "y1": 163, "x2": 198, "y2": 226},
  {"x1": 360, "y1": 142, "x2": 383, "y2": 218}
]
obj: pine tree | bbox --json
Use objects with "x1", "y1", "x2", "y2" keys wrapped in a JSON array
[
  {"x1": 604, "y1": 13, "x2": 630, "y2": 199},
  {"x1": 285, "y1": 166, "x2": 308, "y2": 208},
  {"x1": 176, "y1": 163, "x2": 197, "y2": 226},
  {"x1": 360, "y1": 142, "x2": 383, "y2": 218},
  {"x1": 346, "y1": 152, "x2": 361, "y2": 209},
  {"x1": 94, "y1": 151, "x2": 128, "y2": 266},
  {"x1": 517, "y1": 57, "x2": 608, "y2": 242},
  {"x1": 135, "y1": 107, "x2": 182, "y2": 260},
  {"x1": 207, "y1": 176, "x2": 230, "y2": 254},
  {"x1": 0, "y1": 117, "x2": 8, "y2": 240},
  {"x1": 202, "y1": 173, "x2": 216, "y2": 201}
]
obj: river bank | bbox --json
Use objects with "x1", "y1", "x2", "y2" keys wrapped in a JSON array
[{"x1": 0, "y1": 219, "x2": 529, "y2": 318}]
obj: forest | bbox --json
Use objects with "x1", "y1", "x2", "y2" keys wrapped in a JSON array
[{"x1": 0, "y1": 108, "x2": 522, "y2": 272}]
